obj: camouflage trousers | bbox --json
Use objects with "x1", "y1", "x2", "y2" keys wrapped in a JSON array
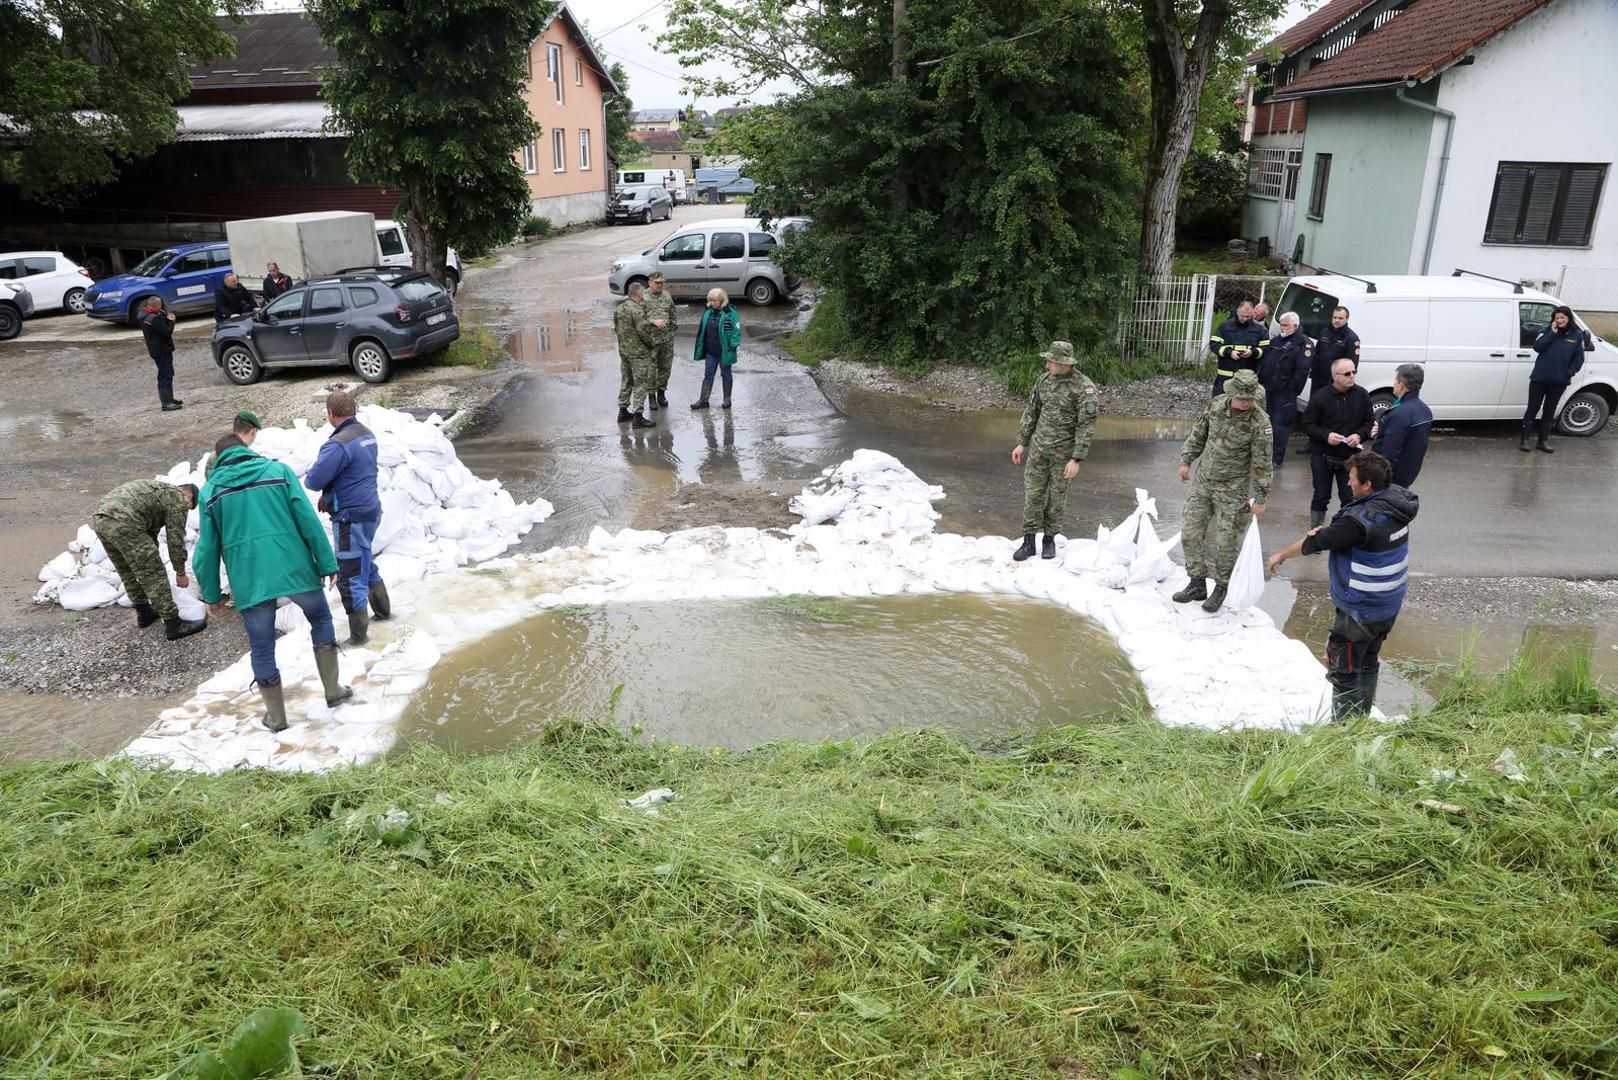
[
  {"x1": 617, "y1": 353, "x2": 657, "y2": 413},
  {"x1": 1022, "y1": 453, "x2": 1073, "y2": 535},
  {"x1": 92, "y1": 514, "x2": 177, "y2": 619},
  {"x1": 652, "y1": 341, "x2": 675, "y2": 392},
  {"x1": 1181, "y1": 484, "x2": 1254, "y2": 586}
]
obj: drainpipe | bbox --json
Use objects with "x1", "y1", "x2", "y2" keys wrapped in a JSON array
[{"x1": 1395, "y1": 83, "x2": 1455, "y2": 276}]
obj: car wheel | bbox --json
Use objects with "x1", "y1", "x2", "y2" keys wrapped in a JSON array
[
  {"x1": 627, "y1": 276, "x2": 648, "y2": 296},
  {"x1": 126, "y1": 296, "x2": 155, "y2": 325},
  {"x1": 641, "y1": 208, "x2": 652, "y2": 225},
  {"x1": 443, "y1": 271, "x2": 460, "y2": 299},
  {"x1": 64, "y1": 287, "x2": 88, "y2": 314},
  {"x1": 1556, "y1": 390, "x2": 1610, "y2": 437},
  {"x1": 1367, "y1": 390, "x2": 1396, "y2": 421},
  {"x1": 351, "y1": 340, "x2": 393, "y2": 383},
  {"x1": 746, "y1": 277, "x2": 778, "y2": 306},
  {"x1": 0, "y1": 304, "x2": 20, "y2": 340},
  {"x1": 221, "y1": 344, "x2": 264, "y2": 385}
]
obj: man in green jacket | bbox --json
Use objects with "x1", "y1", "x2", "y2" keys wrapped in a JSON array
[
  {"x1": 91, "y1": 478, "x2": 207, "y2": 639},
  {"x1": 193, "y1": 440, "x2": 353, "y2": 733},
  {"x1": 1011, "y1": 340, "x2": 1099, "y2": 561}
]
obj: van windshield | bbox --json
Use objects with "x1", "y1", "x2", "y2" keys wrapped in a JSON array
[
  {"x1": 129, "y1": 250, "x2": 179, "y2": 277},
  {"x1": 1277, "y1": 282, "x2": 1339, "y2": 339}
]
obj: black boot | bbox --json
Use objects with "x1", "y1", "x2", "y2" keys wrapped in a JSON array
[
  {"x1": 616, "y1": 407, "x2": 634, "y2": 423},
  {"x1": 164, "y1": 614, "x2": 207, "y2": 640},
  {"x1": 1012, "y1": 534, "x2": 1036, "y2": 562},
  {"x1": 646, "y1": 394, "x2": 659, "y2": 412},
  {"x1": 657, "y1": 390, "x2": 669, "y2": 408},
  {"x1": 1041, "y1": 535, "x2": 1057, "y2": 560},
  {"x1": 1172, "y1": 578, "x2": 1208, "y2": 604},
  {"x1": 159, "y1": 386, "x2": 182, "y2": 412},
  {"x1": 258, "y1": 677, "x2": 288, "y2": 733},
  {"x1": 346, "y1": 609, "x2": 369, "y2": 646},
  {"x1": 1201, "y1": 584, "x2": 1228, "y2": 613},
  {"x1": 1330, "y1": 681, "x2": 1358, "y2": 723},
  {"x1": 1536, "y1": 422, "x2": 1554, "y2": 453},
  {"x1": 1519, "y1": 423, "x2": 1534, "y2": 452},
  {"x1": 133, "y1": 600, "x2": 159, "y2": 628},
  {"x1": 314, "y1": 642, "x2": 353, "y2": 708},
  {"x1": 721, "y1": 397, "x2": 732, "y2": 410},
  {"x1": 632, "y1": 413, "x2": 657, "y2": 429},
  {"x1": 368, "y1": 580, "x2": 392, "y2": 621},
  {"x1": 1358, "y1": 672, "x2": 1380, "y2": 717},
  {"x1": 692, "y1": 378, "x2": 713, "y2": 408}
]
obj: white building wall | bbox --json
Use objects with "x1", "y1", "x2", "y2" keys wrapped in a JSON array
[{"x1": 1416, "y1": 0, "x2": 1618, "y2": 283}]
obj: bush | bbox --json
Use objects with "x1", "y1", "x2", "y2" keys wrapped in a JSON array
[{"x1": 518, "y1": 214, "x2": 553, "y2": 240}]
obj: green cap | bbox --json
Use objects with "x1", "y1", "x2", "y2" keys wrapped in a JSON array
[
  {"x1": 235, "y1": 410, "x2": 262, "y2": 429},
  {"x1": 648, "y1": 271, "x2": 665, "y2": 283},
  {"x1": 1226, "y1": 369, "x2": 1260, "y2": 400},
  {"x1": 1039, "y1": 340, "x2": 1075, "y2": 366}
]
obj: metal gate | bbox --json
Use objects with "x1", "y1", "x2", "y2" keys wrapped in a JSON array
[{"x1": 1116, "y1": 274, "x2": 1292, "y2": 368}]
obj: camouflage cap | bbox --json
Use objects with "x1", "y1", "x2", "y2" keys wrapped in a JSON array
[
  {"x1": 1226, "y1": 369, "x2": 1260, "y2": 400},
  {"x1": 648, "y1": 271, "x2": 665, "y2": 283},
  {"x1": 234, "y1": 410, "x2": 262, "y2": 430},
  {"x1": 1039, "y1": 340, "x2": 1076, "y2": 366}
]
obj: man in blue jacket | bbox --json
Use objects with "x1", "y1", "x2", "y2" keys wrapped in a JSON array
[
  {"x1": 303, "y1": 390, "x2": 387, "y2": 645},
  {"x1": 1522, "y1": 305, "x2": 1594, "y2": 453},
  {"x1": 1267, "y1": 450, "x2": 1417, "y2": 722},
  {"x1": 1371, "y1": 364, "x2": 1433, "y2": 487},
  {"x1": 1208, "y1": 300, "x2": 1269, "y2": 397},
  {"x1": 1258, "y1": 311, "x2": 1312, "y2": 467}
]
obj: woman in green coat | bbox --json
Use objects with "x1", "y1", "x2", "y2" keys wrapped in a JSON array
[{"x1": 691, "y1": 287, "x2": 743, "y2": 409}]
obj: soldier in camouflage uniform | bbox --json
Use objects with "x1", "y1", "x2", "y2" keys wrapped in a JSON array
[
  {"x1": 642, "y1": 271, "x2": 678, "y2": 411},
  {"x1": 614, "y1": 282, "x2": 658, "y2": 429},
  {"x1": 90, "y1": 479, "x2": 208, "y2": 639},
  {"x1": 1174, "y1": 368, "x2": 1273, "y2": 612},
  {"x1": 1011, "y1": 340, "x2": 1099, "y2": 561}
]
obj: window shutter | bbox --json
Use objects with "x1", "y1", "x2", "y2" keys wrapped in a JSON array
[
  {"x1": 1486, "y1": 164, "x2": 1531, "y2": 243},
  {"x1": 1308, "y1": 153, "x2": 1331, "y2": 219},
  {"x1": 1519, "y1": 167, "x2": 1560, "y2": 244},
  {"x1": 1556, "y1": 165, "x2": 1606, "y2": 245}
]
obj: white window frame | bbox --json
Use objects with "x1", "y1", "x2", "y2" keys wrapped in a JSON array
[
  {"x1": 547, "y1": 43, "x2": 563, "y2": 104},
  {"x1": 575, "y1": 58, "x2": 583, "y2": 86},
  {"x1": 579, "y1": 128, "x2": 591, "y2": 171},
  {"x1": 552, "y1": 127, "x2": 566, "y2": 173},
  {"x1": 1246, "y1": 147, "x2": 1290, "y2": 200},
  {"x1": 521, "y1": 140, "x2": 537, "y2": 174}
]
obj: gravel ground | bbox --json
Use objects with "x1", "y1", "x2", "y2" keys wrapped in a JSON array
[
  {"x1": 1405, "y1": 576, "x2": 1618, "y2": 622},
  {"x1": 811, "y1": 359, "x2": 1209, "y2": 418},
  {"x1": 0, "y1": 606, "x2": 257, "y2": 699}
]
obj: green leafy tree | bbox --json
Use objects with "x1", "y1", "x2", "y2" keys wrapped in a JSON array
[
  {"x1": 307, "y1": 0, "x2": 552, "y2": 279},
  {"x1": 603, "y1": 62, "x2": 637, "y2": 164},
  {"x1": 0, "y1": 0, "x2": 255, "y2": 201}
]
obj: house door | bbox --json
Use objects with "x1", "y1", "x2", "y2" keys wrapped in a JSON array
[{"x1": 1275, "y1": 150, "x2": 1302, "y2": 259}]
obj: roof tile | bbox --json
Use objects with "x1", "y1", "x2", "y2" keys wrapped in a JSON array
[{"x1": 1251, "y1": 0, "x2": 1380, "y2": 61}]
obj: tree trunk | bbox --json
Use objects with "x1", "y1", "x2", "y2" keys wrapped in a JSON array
[{"x1": 405, "y1": 180, "x2": 449, "y2": 288}]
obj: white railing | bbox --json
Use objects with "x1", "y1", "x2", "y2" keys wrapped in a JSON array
[{"x1": 1116, "y1": 274, "x2": 1291, "y2": 368}]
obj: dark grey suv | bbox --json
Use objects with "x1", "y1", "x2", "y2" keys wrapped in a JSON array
[{"x1": 212, "y1": 271, "x2": 458, "y2": 385}]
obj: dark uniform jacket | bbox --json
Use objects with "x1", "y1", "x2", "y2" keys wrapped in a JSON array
[
  {"x1": 304, "y1": 416, "x2": 381, "y2": 522},
  {"x1": 1303, "y1": 485, "x2": 1418, "y2": 624},
  {"x1": 1371, "y1": 391, "x2": 1433, "y2": 488},
  {"x1": 138, "y1": 308, "x2": 174, "y2": 359},
  {"x1": 214, "y1": 283, "x2": 257, "y2": 324},
  {"x1": 262, "y1": 272, "x2": 294, "y2": 301},
  {"x1": 1208, "y1": 314, "x2": 1268, "y2": 375},
  {"x1": 1311, "y1": 324, "x2": 1361, "y2": 393},
  {"x1": 1302, "y1": 383, "x2": 1374, "y2": 461},
  {"x1": 1258, "y1": 330, "x2": 1311, "y2": 407},
  {"x1": 1531, "y1": 326, "x2": 1593, "y2": 384}
]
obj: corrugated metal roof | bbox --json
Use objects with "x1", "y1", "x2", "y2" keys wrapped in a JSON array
[
  {"x1": 175, "y1": 102, "x2": 335, "y2": 141},
  {"x1": 190, "y1": 13, "x2": 331, "y2": 89}
]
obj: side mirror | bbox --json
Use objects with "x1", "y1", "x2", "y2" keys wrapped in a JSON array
[
  {"x1": 254, "y1": 308, "x2": 269, "y2": 323},
  {"x1": 161, "y1": 268, "x2": 178, "y2": 278}
]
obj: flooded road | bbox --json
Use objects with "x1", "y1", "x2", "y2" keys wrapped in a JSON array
[{"x1": 400, "y1": 594, "x2": 1144, "y2": 750}]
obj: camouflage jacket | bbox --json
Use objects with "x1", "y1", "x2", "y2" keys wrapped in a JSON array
[
  {"x1": 615, "y1": 298, "x2": 654, "y2": 359},
  {"x1": 1017, "y1": 370, "x2": 1099, "y2": 460},
  {"x1": 642, "y1": 290, "x2": 677, "y2": 344},
  {"x1": 1181, "y1": 396, "x2": 1274, "y2": 502},
  {"x1": 95, "y1": 479, "x2": 190, "y2": 568}
]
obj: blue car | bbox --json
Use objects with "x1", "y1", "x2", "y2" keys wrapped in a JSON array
[{"x1": 83, "y1": 241, "x2": 234, "y2": 324}]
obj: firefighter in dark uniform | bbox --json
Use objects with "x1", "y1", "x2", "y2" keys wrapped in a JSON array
[
  {"x1": 1267, "y1": 450, "x2": 1418, "y2": 722},
  {"x1": 1208, "y1": 300, "x2": 1269, "y2": 397},
  {"x1": 1310, "y1": 305, "x2": 1361, "y2": 399}
]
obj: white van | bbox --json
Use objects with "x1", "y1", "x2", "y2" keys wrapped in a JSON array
[
  {"x1": 607, "y1": 217, "x2": 800, "y2": 306},
  {"x1": 616, "y1": 168, "x2": 687, "y2": 204},
  {"x1": 374, "y1": 219, "x2": 464, "y2": 295},
  {"x1": 1276, "y1": 272, "x2": 1618, "y2": 436}
]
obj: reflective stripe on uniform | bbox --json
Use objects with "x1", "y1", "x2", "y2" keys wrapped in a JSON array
[
  {"x1": 1350, "y1": 575, "x2": 1406, "y2": 593},
  {"x1": 1350, "y1": 558, "x2": 1407, "y2": 576}
]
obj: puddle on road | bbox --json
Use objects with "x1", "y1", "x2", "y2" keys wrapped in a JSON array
[
  {"x1": 0, "y1": 400, "x2": 91, "y2": 450},
  {"x1": 399, "y1": 594, "x2": 1145, "y2": 751}
]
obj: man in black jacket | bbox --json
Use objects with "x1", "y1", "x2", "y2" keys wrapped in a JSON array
[
  {"x1": 1310, "y1": 305, "x2": 1361, "y2": 399},
  {"x1": 1208, "y1": 300, "x2": 1269, "y2": 397},
  {"x1": 1258, "y1": 311, "x2": 1312, "y2": 467},
  {"x1": 138, "y1": 296, "x2": 181, "y2": 411},
  {"x1": 214, "y1": 273, "x2": 258, "y2": 324},
  {"x1": 1301, "y1": 358, "x2": 1373, "y2": 526},
  {"x1": 262, "y1": 262, "x2": 293, "y2": 302},
  {"x1": 1371, "y1": 363, "x2": 1433, "y2": 486}
]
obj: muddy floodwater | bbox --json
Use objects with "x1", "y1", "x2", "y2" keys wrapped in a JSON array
[{"x1": 400, "y1": 594, "x2": 1146, "y2": 750}]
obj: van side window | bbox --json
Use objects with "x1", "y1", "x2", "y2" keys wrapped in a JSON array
[
  {"x1": 1519, "y1": 302, "x2": 1556, "y2": 348},
  {"x1": 660, "y1": 234, "x2": 706, "y2": 262},
  {"x1": 710, "y1": 233, "x2": 745, "y2": 260},
  {"x1": 378, "y1": 229, "x2": 406, "y2": 257},
  {"x1": 748, "y1": 232, "x2": 776, "y2": 259}
]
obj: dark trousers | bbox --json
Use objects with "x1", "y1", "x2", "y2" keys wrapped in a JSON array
[
  {"x1": 1309, "y1": 453, "x2": 1352, "y2": 513},
  {"x1": 333, "y1": 517, "x2": 382, "y2": 614},
  {"x1": 153, "y1": 352, "x2": 174, "y2": 403},
  {"x1": 1523, "y1": 380, "x2": 1567, "y2": 435},
  {"x1": 1324, "y1": 608, "x2": 1396, "y2": 721},
  {"x1": 1267, "y1": 394, "x2": 1297, "y2": 466},
  {"x1": 698, "y1": 353, "x2": 733, "y2": 402},
  {"x1": 242, "y1": 589, "x2": 336, "y2": 683}
]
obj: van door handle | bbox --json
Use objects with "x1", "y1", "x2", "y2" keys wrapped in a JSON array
[
  {"x1": 289, "y1": 327, "x2": 301, "y2": 334},
  {"x1": 1515, "y1": 351, "x2": 1532, "y2": 357},
  {"x1": 1488, "y1": 351, "x2": 1505, "y2": 357}
]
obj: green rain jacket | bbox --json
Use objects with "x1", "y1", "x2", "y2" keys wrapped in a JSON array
[
  {"x1": 192, "y1": 445, "x2": 337, "y2": 609},
  {"x1": 691, "y1": 305, "x2": 743, "y2": 367}
]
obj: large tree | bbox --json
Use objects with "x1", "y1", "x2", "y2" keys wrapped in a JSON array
[
  {"x1": 307, "y1": 0, "x2": 552, "y2": 280},
  {"x1": 0, "y1": 0, "x2": 255, "y2": 201},
  {"x1": 603, "y1": 62, "x2": 637, "y2": 165}
]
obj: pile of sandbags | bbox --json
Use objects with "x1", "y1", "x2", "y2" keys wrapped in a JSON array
[
  {"x1": 35, "y1": 406, "x2": 553, "y2": 610},
  {"x1": 789, "y1": 449, "x2": 944, "y2": 540},
  {"x1": 1058, "y1": 488, "x2": 1182, "y2": 591}
]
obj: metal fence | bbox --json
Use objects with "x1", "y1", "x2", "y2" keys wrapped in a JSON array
[
  {"x1": 1116, "y1": 274, "x2": 1290, "y2": 368},
  {"x1": 1557, "y1": 265, "x2": 1618, "y2": 337}
]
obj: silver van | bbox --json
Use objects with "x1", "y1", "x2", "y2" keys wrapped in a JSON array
[{"x1": 607, "y1": 217, "x2": 801, "y2": 306}]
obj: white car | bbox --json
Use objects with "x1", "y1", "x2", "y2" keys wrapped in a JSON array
[
  {"x1": 1277, "y1": 271, "x2": 1618, "y2": 437},
  {"x1": 374, "y1": 220, "x2": 463, "y2": 296},
  {"x1": 0, "y1": 251, "x2": 94, "y2": 315}
]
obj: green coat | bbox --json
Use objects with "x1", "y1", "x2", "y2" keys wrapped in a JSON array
[
  {"x1": 692, "y1": 305, "x2": 743, "y2": 367},
  {"x1": 192, "y1": 445, "x2": 337, "y2": 609}
]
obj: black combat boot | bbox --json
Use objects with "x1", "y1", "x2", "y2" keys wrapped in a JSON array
[
  {"x1": 133, "y1": 600, "x2": 159, "y2": 628},
  {"x1": 368, "y1": 580, "x2": 393, "y2": 621},
  {"x1": 346, "y1": 609, "x2": 369, "y2": 646},
  {"x1": 1536, "y1": 421, "x2": 1554, "y2": 453},
  {"x1": 258, "y1": 677, "x2": 288, "y2": 733},
  {"x1": 647, "y1": 394, "x2": 659, "y2": 412},
  {"x1": 1519, "y1": 422, "x2": 1534, "y2": 452},
  {"x1": 164, "y1": 614, "x2": 207, "y2": 640},
  {"x1": 314, "y1": 642, "x2": 354, "y2": 708},
  {"x1": 160, "y1": 386, "x2": 182, "y2": 413},
  {"x1": 632, "y1": 413, "x2": 657, "y2": 429},
  {"x1": 1172, "y1": 578, "x2": 1208, "y2": 604},
  {"x1": 617, "y1": 407, "x2": 634, "y2": 424},
  {"x1": 1200, "y1": 584, "x2": 1228, "y2": 613},
  {"x1": 1012, "y1": 534, "x2": 1036, "y2": 562},
  {"x1": 657, "y1": 390, "x2": 669, "y2": 408},
  {"x1": 1041, "y1": 535, "x2": 1057, "y2": 560},
  {"x1": 721, "y1": 397, "x2": 732, "y2": 409}
]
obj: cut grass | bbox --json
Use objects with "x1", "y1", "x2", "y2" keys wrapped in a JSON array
[
  {"x1": 1, "y1": 658, "x2": 1615, "y2": 1077},
  {"x1": 437, "y1": 325, "x2": 505, "y2": 371}
]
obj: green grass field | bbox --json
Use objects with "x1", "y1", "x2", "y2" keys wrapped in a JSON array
[{"x1": 2, "y1": 653, "x2": 1615, "y2": 1078}]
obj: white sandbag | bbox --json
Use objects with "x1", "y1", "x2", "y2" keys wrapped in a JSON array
[
  {"x1": 39, "y1": 551, "x2": 78, "y2": 582},
  {"x1": 1224, "y1": 514, "x2": 1266, "y2": 610},
  {"x1": 59, "y1": 577, "x2": 120, "y2": 610},
  {"x1": 374, "y1": 551, "x2": 428, "y2": 584},
  {"x1": 170, "y1": 583, "x2": 207, "y2": 622},
  {"x1": 1125, "y1": 523, "x2": 1179, "y2": 586},
  {"x1": 274, "y1": 600, "x2": 309, "y2": 634}
]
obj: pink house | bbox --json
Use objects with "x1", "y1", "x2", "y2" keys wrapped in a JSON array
[{"x1": 515, "y1": 4, "x2": 619, "y2": 226}]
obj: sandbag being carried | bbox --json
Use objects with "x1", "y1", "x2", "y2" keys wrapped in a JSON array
[{"x1": 1224, "y1": 514, "x2": 1266, "y2": 610}]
